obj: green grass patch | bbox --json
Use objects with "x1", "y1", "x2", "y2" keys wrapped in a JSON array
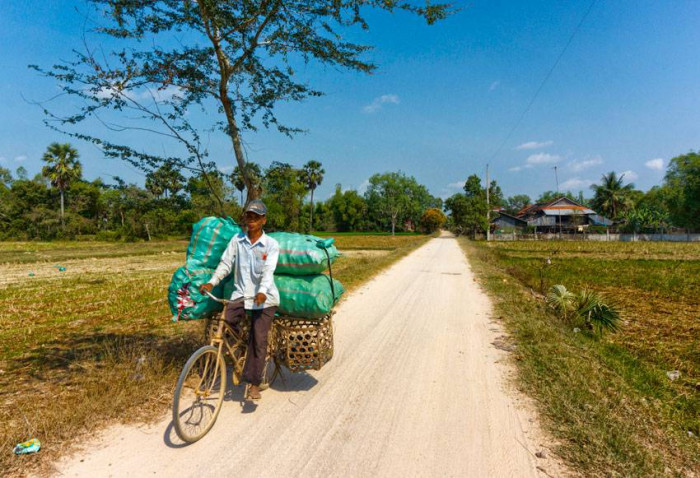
[
  {"x1": 460, "y1": 239, "x2": 700, "y2": 476},
  {"x1": 0, "y1": 233, "x2": 431, "y2": 476}
]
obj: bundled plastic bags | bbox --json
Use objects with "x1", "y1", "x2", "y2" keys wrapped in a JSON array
[
  {"x1": 274, "y1": 274, "x2": 345, "y2": 319},
  {"x1": 269, "y1": 232, "x2": 339, "y2": 275},
  {"x1": 168, "y1": 218, "x2": 344, "y2": 321},
  {"x1": 169, "y1": 216, "x2": 240, "y2": 321},
  {"x1": 186, "y1": 216, "x2": 241, "y2": 269}
]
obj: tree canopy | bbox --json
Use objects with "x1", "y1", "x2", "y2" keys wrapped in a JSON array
[{"x1": 33, "y1": 0, "x2": 452, "y2": 206}]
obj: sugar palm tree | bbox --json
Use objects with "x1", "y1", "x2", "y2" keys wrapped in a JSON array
[
  {"x1": 232, "y1": 162, "x2": 262, "y2": 205},
  {"x1": 41, "y1": 142, "x2": 83, "y2": 225},
  {"x1": 302, "y1": 160, "x2": 324, "y2": 230},
  {"x1": 590, "y1": 171, "x2": 635, "y2": 220}
]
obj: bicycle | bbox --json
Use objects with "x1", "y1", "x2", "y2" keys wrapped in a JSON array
[
  {"x1": 172, "y1": 294, "x2": 278, "y2": 443},
  {"x1": 172, "y1": 237, "x2": 338, "y2": 443}
]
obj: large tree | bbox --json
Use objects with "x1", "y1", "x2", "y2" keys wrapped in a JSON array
[
  {"x1": 34, "y1": 1, "x2": 451, "y2": 208},
  {"x1": 444, "y1": 174, "x2": 489, "y2": 237},
  {"x1": 41, "y1": 142, "x2": 83, "y2": 225},
  {"x1": 664, "y1": 151, "x2": 700, "y2": 231},
  {"x1": 365, "y1": 172, "x2": 437, "y2": 235},
  {"x1": 303, "y1": 160, "x2": 325, "y2": 231},
  {"x1": 590, "y1": 171, "x2": 635, "y2": 220}
]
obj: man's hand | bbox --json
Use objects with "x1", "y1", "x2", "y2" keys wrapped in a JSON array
[
  {"x1": 199, "y1": 283, "x2": 213, "y2": 295},
  {"x1": 254, "y1": 292, "x2": 267, "y2": 306}
]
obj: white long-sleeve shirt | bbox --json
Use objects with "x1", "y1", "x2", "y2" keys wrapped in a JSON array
[{"x1": 207, "y1": 231, "x2": 280, "y2": 310}]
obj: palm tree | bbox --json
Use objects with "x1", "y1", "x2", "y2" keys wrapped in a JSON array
[
  {"x1": 231, "y1": 162, "x2": 262, "y2": 205},
  {"x1": 41, "y1": 143, "x2": 83, "y2": 225},
  {"x1": 590, "y1": 171, "x2": 635, "y2": 220},
  {"x1": 302, "y1": 160, "x2": 324, "y2": 231}
]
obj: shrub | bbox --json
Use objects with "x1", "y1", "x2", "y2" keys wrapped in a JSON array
[{"x1": 547, "y1": 284, "x2": 621, "y2": 335}]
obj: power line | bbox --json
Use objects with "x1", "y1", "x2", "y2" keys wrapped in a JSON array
[{"x1": 486, "y1": 0, "x2": 597, "y2": 164}]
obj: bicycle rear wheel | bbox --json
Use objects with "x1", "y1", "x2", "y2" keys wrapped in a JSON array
[{"x1": 173, "y1": 345, "x2": 226, "y2": 443}]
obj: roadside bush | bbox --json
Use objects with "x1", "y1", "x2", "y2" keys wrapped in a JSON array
[
  {"x1": 420, "y1": 208, "x2": 446, "y2": 233},
  {"x1": 546, "y1": 284, "x2": 621, "y2": 335}
]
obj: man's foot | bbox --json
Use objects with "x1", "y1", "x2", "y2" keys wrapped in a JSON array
[{"x1": 247, "y1": 385, "x2": 262, "y2": 400}]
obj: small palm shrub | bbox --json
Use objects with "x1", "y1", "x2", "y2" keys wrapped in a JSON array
[
  {"x1": 546, "y1": 284, "x2": 576, "y2": 321},
  {"x1": 547, "y1": 285, "x2": 621, "y2": 335},
  {"x1": 575, "y1": 289, "x2": 621, "y2": 334}
]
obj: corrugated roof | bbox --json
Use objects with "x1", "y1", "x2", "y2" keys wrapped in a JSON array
[{"x1": 543, "y1": 208, "x2": 595, "y2": 215}]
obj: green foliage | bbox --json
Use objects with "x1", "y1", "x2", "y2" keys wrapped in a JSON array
[
  {"x1": 536, "y1": 190, "x2": 580, "y2": 204},
  {"x1": 545, "y1": 284, "x2": 576, "y2": 320},
  {"x1": 444, "y1": 174, "x2": 490, "y2": 237},
  {"x1": 590, "y1": 171, "x2": 636, "y2": 220},
  {"x1": 262, "y1": 162, "x2": 307, "y2": 231},
  {"x1": 365, "y1": 171, "x2": 440, "y2": 234},
  {"x1": 329, "y1": 185, "x2": 369, "y2": 232},
  {"x1": 505, "y1": 194, "x2": 531, "y2": 215},
  {"x1": 664, "y1": 151, "x2": 700, "y2": 231}
]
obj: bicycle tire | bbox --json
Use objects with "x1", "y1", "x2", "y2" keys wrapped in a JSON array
[{"x1": 172, "y1": 345, "x2": 227, "y2": 443}]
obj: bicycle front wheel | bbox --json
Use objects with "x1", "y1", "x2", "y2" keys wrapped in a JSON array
[{"x1": 173, "y1": 345, "x2": 227, "y2": 443}]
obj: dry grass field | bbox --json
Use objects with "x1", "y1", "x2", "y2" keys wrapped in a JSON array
[
  {"x1": 462, "y1": 239, "x2": 700, "y2": 476},
  {"x1": 0, "y1": 233, "x2": 430, "y2": 477}
]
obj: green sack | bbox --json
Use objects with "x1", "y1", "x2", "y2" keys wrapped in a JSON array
[
  {"x1": 186, "y1": 217, "x2": 241, "y2": 269},
  {"x1": 275, "y1": 274, "x2": 344, "y2": 319},
  {"x1": 269, "y1": 232, "x2": 340, "y2": 275},
  {"x1": 168, "y1": 266, "x2": 234, "y2": 321}
]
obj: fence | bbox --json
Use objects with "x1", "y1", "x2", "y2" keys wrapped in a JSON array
[{"x1": 492, "y1": 232, "x2": 700, "y2": 242}]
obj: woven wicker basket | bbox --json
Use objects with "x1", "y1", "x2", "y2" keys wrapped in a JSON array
[{"x1": 275, "y1": 313, "x2": 334, "y2": 372}]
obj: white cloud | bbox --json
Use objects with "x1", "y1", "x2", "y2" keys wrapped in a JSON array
[
  {"x1": 0, "y1": 156, "x2": 6, "y2": 164},
  {"x1": 14, "y1": 155, "x2": 27, "y2": 163},
  {"x1": 569, "y1": 156, "x2": 603, "y2": 172},
  {"x1": 357, "y1": 178, "x2": 370, "y2": 194},
  {"x1": 363, "y1": 94, "x2": 400, "y2": 113},
  {"x1": 560, "y1": 178, "x2": 594, "y2": 190},
  {"x1": 447, "y1": 180, "x2": 465, "y2": 189},
  {"x1": 515, "y1": 140, "x2": 553, "y2": 150},
  {"x1": 508, "y1": 165, "x2": 534, "y2": 172},
  {"x1": 489, "y1": 80, "x2": 500, "y2": 92},
  {"x1": 620, "y1": 170, "x2": 639, "y2": 181},
  {"x1": 526, "y1": 153, "x2": 560, "y2": 165},
  {"x1": 645, "y1": 158, "x2": 664, "y2": 171}
]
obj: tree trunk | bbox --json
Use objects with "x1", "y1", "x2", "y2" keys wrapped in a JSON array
[
  {"x1": 198, "y1": 4, "x2": 258, "y2": 207},
  {"x1": 145, "y1": 223, "x2": 151, "y2": 241},
  {"x1": 310, "y1": 188, "x2": 315, "y2": 232},
  {"x1": 60, "y1": 189, "x2": 65, "y2": 227}
]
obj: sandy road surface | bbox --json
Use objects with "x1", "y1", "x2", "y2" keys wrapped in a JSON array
[{"x1": 55, "y1": 235, "x2": 553, "y2": 478}]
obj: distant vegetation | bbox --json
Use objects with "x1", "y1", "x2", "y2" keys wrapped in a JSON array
[
  {"x1": 445, "y1": 151, "x2": 700, "y2": 235},
  {"x1": 0, "y1": 145, "x2": 443, "y2": 240}
]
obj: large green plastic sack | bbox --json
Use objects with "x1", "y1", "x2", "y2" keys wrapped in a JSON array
[
  {"x1": 268, "y1": 232, "x2": 340, "y2": 275},
  {"x1": 275, "y1": 274, "x2": 344, "y2": 319},
  {"x1": 186, "y1": 217, "x2": 241, "y2": 269},
  {"x1": 168, "y1": 266, "x2": 235, "y2": 321}
]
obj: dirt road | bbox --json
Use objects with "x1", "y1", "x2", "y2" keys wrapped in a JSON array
[{"x1": 55, "y1": 235, "x2": 553, "y2": 477}]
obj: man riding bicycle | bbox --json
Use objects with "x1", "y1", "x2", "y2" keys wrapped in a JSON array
[{"x1": 200, "y1": 200, "x2": 279, "y2": 400}]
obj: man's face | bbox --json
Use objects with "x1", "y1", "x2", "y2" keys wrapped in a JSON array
[{"x1": 244, "y1": 211, "x2": 266, "y2": 232}]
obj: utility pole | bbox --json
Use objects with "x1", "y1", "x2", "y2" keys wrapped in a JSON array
[
  {"x1": 486, "y1": 163, "x2": 490, "y2": 241},
  {"x1": 553, "y1": 165, "x2": 562, "y2": 238}
]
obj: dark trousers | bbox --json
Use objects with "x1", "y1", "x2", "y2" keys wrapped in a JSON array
[{"x1": 224, "y1": 300, "x2": 277, "y2": 386}]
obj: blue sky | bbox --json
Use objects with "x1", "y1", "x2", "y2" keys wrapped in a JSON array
[{"x1": 1, "y1": 0, "x2": 699, "y2": 202}]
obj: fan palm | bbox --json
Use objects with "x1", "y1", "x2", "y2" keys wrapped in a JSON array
[
  {"x1": 546, "y1": 284, "x2": 575, "y2": 321},
  {"x1": 41, "y1": 143, "x2": 82, "y2": 225},
  {"x1": 232, "y1": 162, "x2": 262, "y2": 205},
  {"x1": 302, "y1": 160, "x2": 324, "y2": 230},
  {"x1": 590, "y1": 171, "x2": 635, "y2": 220},
  {"x1": 575, "y1": 289, "x2": 621, "y2": 334}
]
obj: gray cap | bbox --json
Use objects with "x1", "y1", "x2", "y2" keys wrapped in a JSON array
[{"x1": 244, "y1": 199, "x2": 267, "y2": 215}]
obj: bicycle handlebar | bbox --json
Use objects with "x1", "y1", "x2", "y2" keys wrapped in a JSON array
[{"x1": 204, "y1": 291, "x2": 255, "y2": 305}]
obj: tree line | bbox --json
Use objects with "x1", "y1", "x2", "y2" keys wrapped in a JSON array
[
  {"x1": 0, "y1": 143, "x2": 445, "y2": 241},
  {"x1": 445, "y1": 151, "x2": 700, "y2": 236}
]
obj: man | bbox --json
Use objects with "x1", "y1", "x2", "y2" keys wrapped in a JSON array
[{"x1": 200, "y1": 200, "x2": 279, "y2": 400}]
